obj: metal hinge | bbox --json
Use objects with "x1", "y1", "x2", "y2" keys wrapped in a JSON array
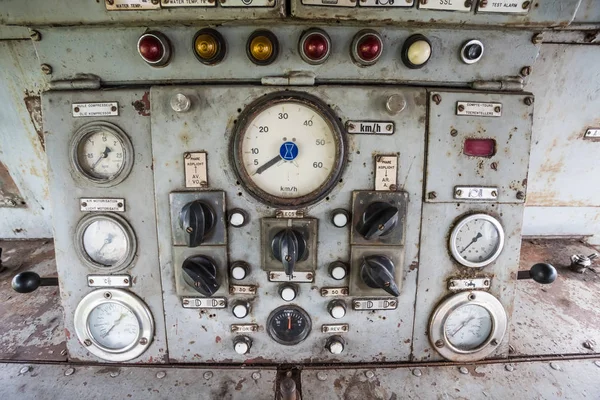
[
  {"x1": 470, "y1": 76, "x2": 524, "y2": 92},
  {"x1": 48, "y1": 74, "x2": 101, "y2": 91},
  {"x1": 261, "y1": 72, "x2": 316, "y2": 86}
]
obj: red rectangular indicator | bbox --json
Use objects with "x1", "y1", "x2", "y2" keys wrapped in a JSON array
[{"x1": 464, "y1": 138, "x2": 496, "y2": 157}]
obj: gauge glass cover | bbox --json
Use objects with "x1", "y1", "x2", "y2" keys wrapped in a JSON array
[
  {"x1": 232, "y1": 92, "x2": 346, "y2": 207},
  {"x1": 444, "y1": 304, "x2": 493, "y2": 351},
  {"x1": 450, "y1": 214, "x2": 505, "y2": 268},
  {"x1": 87, "y1": 302, "x2": 140, "y2": 350},
  {"x1": 83, "y1": 219, "x2": 129, "y2": 267},
  {"x1": 267, "y1": 305, "x2": 312, "y2": 345}
]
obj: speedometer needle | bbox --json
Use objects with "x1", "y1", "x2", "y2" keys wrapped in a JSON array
[
  {"x1": 460, "y1": 232, "x2": 483, "y2": 253},
  {"x1": 449, "y1": 317, "x2": 475, "y2": 337},
  {"x1": 253, "y1": 155, "x2": 283, "y2": 176}
]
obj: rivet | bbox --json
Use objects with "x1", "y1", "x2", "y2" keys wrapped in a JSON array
[
  {"x1": 459, "y1": 367, "x2": 469, "y2": 375},
  {"x1": 41, "y1": 64, "x2": 52, "y2": 75},
  {"x1": 204, "y1": 371, "x2": 213, "y2": 380},
  {"x1": 156, "y1": 371, "x2": 166, "y2": 379},
  {"x1": 435, "y1": 340, "x2": 444, "y2": 348},
  {"x1": 594, "y1": 361, "x2": 600, "y2": 368},
  {"x1": 505, "y1": 364, "x2": 514, "y2": 372},
  {"x1": 64, "y1": 368, "x2": 75, "y2": 376},
  {"x1": 549, "y1": 362, "x2": 561, "y2": 371},
  {"x1": 532, "y1": 33, "x2": 543, "y2": 45},
  {"x1": 252, "y1": 372, "x2": 261, "y2": 380},
  {"x1": 365, "y1": 370, "x2": 375, "y2": 379},
  {"x1": 110, "y1": 371, "x2": 120, "y2": 378},
  {"x1": 520, "y1": 66, "x2": 531, "y2": 77},
  {"x1": 317, "y1": 371, "x2": 328, "y2": 381},
  {"x1": 30, "y1": 30, "x2": 41, "y2": 41},
  {"x1": 412, "y1": 368, "x2": 422, "y2": 377},
  {"x1": 19, "y1": 366, "x2": 31, "y2": 374},
  {"x1": 139, "y1": 337, "x2": 148, "y2": 345}
]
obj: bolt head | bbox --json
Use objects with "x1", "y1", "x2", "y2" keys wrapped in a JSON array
[
  {"x1": 204, "y1": 371, "x2": 213, "y2": 380},
  {"x1": 412, "y1": 368, "x2": 422, "y2": 377},
  {"x1": 317, "y1": 371, "x2": 328, "y2": 381},
  {"x1": 505, "y1": 364, "x2": 514, "y2": 372},
  {"x1": 156, "y1": 371, "x2": 166, "y2": 379},
  {"x1": 365, "y1": 370, "x2": 375, "y2": 379},
  {"x1": 459, "y1": 366, "x2": 469, "y2": 375},
  {"x1": 252, "y1": 372, "x2": 261, "y2": 380},
  {"x1": 64, "y1": 368, "x2": 75, "y2": 376},
  {"x1": 110, "y1": 371, "x2": 120, "y2": 378},
  {"x1": 19, "y1": 366, "x2": 31, "y2": 374}
]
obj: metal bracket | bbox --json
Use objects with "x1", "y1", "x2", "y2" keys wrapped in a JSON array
[
  {"x1": 471, "y1": 76, "x2": 524, "y2": 92},
  {"x1": 261, "y1": 72, "x2": 316, "y2": 86},
  {"x1": 48, "y1": 75, "x2": 101, "y2": 91}
]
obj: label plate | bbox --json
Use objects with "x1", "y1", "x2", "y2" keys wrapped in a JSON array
[
  {"x1": 182, "y1": 297, "x2": 227, "y2": 309},
  {"x1": 321, "y1": 287, "x2": 349, "y2": 297},
  {"x1": 375, "y1": 155, "x2": 398, "y2": 191},
  {"x1": 275, "y1": 209, "x2": 305, "y2": 218},
  {"x1": 359, "y1": 0, "x2": 413, "y2": 7},
  {"x1": 80, "y1": 198, "x2": 125, "y2": 212},
  {"x1": 268, "y1": 271, "x2": 314, "y2": 282},
  {"x1": 477, "y1": 0, "x2": 529, "y2": 13},
  {"x1": 229, "y1": 285, "x2": 257, "y2": 295},
  {"x1": 322, "y1": 324, "x2": 349, "y2": 333},
  {"x1": 72, "y1": 102, "x2": 118, "y2": 117},
  {"x1": 106, "y1": 0, "x2": 161, "y2": 10},
  {"x1": 219, "y1": 0, "x2": 274, "y2": 6},
  {"x1": 87, "y1": 275, "x2": 131, "y2": 287},
  {"x1": 454, "y1": 186, "x2": 498, "y2": 201},
  {"x1": 161, "y1": 0, "x2": 215, "y2": 6},
  {"x1": 448, "y1": 277, "x2": 491, "y2": 291},
  {"x1": 585, "y1": 128, "x2": 600, "y2": 138},
  {"x1": 352, "y1": 298, "x2": 398, "y2": 310},
  {"x1": 347, "y1": 121, "x2": 394, "y2": 135},
  {"x1": 418, "y1": 0, "x2": 471, "y2": 11},
  {"x1": 457, "y1": 102, "x2": 502, "y2": 117},
  {"x1": 301, "y1": 0, "x2": 356, "y2": 6},
  {"x1": 184, "y1": 152, "x2": 208, "y2": 188},
  {"x1": 231, "y1": 324, "x2": 259, "y2": 333}
]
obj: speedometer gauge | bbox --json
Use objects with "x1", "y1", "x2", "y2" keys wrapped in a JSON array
[
  {"x1": 429, "y1": 291, "x2": 507, "y2": 362},
  {"x1": 449, "y1": 213, "x2": 505, "y2": 268},
  {"x1": 231, "y1": 92, "x2": 346, "y2": 207},
  {"x1": 74, "y1": 289, "x2": 154, "y2": 362}
]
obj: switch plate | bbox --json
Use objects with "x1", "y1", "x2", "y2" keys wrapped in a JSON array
[
  {"x1": 349, "y1": 245, "x2": 404, "y2": 296},
  {"x1": 261, "y1": 218, "x2": 318, "y2": 273},
  {"x1": 169, "y1": 191, "x2": 227, "y2": 246},
  {"x1": 351, "y1": 191, "x2": 408, "y2": 246}
]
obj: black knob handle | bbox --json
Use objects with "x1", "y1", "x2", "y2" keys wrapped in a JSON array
[
  {"x1": 12, "y1": 271, "x2": 59, "y2": 294},
  {"x1": 517, "y1": 263, "x2": 557, "y2": 284},
  {"x1": 182, "y1": 255, "x2": 220, "y2": 296},
  {"x1": 361, "y1": 255, "x2": 400, "y2": 297},
  {"x1": 179, "y1": 200, "x2": 216, "y2": 247},
  {"x1": 271, "y1": 228, "x2": 307, "y2": 276},
  {"x1": 356, "y1": 202, "x2": 399, "y2": 240}
]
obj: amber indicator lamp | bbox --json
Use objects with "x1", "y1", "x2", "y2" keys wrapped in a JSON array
[
  {"x1": 193, "y1": 29, "x2": 227, "y2": 65},
  {"x1": 247, "y1": 30, "x2": 279, "y2": 66}
]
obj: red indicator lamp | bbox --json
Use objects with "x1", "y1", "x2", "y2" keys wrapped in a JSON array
[
  {"x1": 464, "y1": 138, "x2": 496, "y2": 157},
  {"x1": 137, "y1": 31, "x2": 171, "y2": 67},
  {"x1": 299, "y1": 29, "x2": 331, "y2": 65},
  {"x1": 351, "y1": 30, "x2": 383, "y2": 66}
]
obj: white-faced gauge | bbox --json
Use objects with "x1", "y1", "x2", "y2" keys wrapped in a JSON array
[
  {"x1": 449, "y1": 213, "x2": 505, "y2": 268},
  {"x1": 429, "y1": 291, "x2": 507, "y2": 362},
  {"x1": 75, "y1": 213, "x2": 137, "y2": 272},
  {"x1": 74, "y1": 289, "x2": 154, "y2": 362},
  {"x1": 231, "y1": 92, "x2": 346, "y2": 208},
  {"x1": 70, "y1": 122, "x2": 134, "y2": 186}
]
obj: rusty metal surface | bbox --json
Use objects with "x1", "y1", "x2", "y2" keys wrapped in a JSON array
[
  {"x1": 0, "y1": 160, "x2": 26, "y2": 208},
  {"x1": 302, "y1": 360, "x2": 600, "y2": 400},
  {"x1": 511, "y1": 239, "x2": 600, "y2": 356},
  {"x1": 0, "y1": 239, "x2": 67, "y2": 361}
]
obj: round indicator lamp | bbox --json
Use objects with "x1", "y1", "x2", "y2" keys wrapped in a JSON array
[
  {"x1": 299, "y1": 29, "x2": 331, "y2": 65},
  {"x1": 460, "y1": 39, "x2": 484, "y2": 65},
  {"x1": 247, "y1": 30, "x2": 279, "y2": 66},
  {"x1": 193, "y1": 29, "x2": 226, "y2": 65},
  {"x1": 401, "y1": 34, "x2": 432, "y2": 69},
  {"x1": 137, "y1": 31, "x2": 171, "y2": 67},
  {"x1": 351, "y1": 30, "x2": 383, "y2": 66}
]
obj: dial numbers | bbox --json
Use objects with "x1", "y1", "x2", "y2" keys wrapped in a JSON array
[
  {"x1": 444, "y1": 304, "x2": 493, "y2": 351},
  {"x1": 82, "y1": 219, "x2": 129, "y2": 267},
  {"x1": 87, "y1": 302, "x2": 140, "y2": 350},
  {"x1": 76, "y1": 130, "x2": 125, "y2": 180},
  {"x1": 450, "y1": 214, "x2": 505, "y2": 268}
]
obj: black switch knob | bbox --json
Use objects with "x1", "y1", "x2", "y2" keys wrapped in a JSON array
[
  {"x1": 356, "y1": 202, "x2": 399, "y2": 240},
  {"x1": 182, "y1": 255, "x2": 220, "y2": 296},
  {"x1": 517, "y1": 263, "x2": 557, "y2": 285},
  {"x1": 179, "y1": 200, "x2": 216, "y2": 247},
  {"x1": 271, "y1": 228, "x2": 307, "y2": 276},
  {"x1": 12, "y1": 271, "x2": 59, "y2": 294},
  {"x1": 361, "y1": 255, "x2": 400, "y2": 297}
]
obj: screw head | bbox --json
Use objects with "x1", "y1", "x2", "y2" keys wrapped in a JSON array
[
  {"x1": 520, "y1": 66, "x2": 532, "y2": 77},
  {"x1": 455, "y1": 189, "x2": 462, "y2": 196},
  {"x1": 156, "y1": 371, "x2": 166, "y2": 379},
  {"x1": 252, "y1": 372, "x2": 261, "y2": 380},
  {"x1": 110, "y1": 371, "x2": 120, "y2": 378},
  {"x1": 435, "y1": 340, "x2": 445, "y2": 348},
  {"x1": 524, "y1": 97, "x2": 534, "y2": 106},
  {"x1": 491, "y1": 339, "x2": 499, "y2": 346},
  {"x1": 432, "y1": 94, "x2": 441, "y2": 105},
  {"x1": 365, "y1": 370, "x2": 375, "y2": 379},
  {"x1": 317, "y1": 371, "x2": 328, "y2": 381},
  {"x1": 30, "y1": 30, "x2": 41, "y2": 41},
  {"x1": 84, "y1": 339, "x2": 92, "y2": 346},
  {"x1": 139, "y1": 337, "x2": 148, "y2": 345},
  {"x1": 532, "y1": 33, "x2": 543, "y2": 44},
  {"x1": 516, "y1": 191, "x2": 526, "y2": 200},
  {"x1": 412, "y1": 368, "x2": 422, "y2": 377},
  {"x1": 459, "y1": 366, "x2": 469, "y2": 375},
  {"x1": 19, "y1": 366, "x2": 31, "y2": 374},
  {"x1": 505, "y1": 364, "x2": 514, "y2": 372},
  {"x1": 64, "y1": 368, "x2": 75, "y2": 376},
  {"x1": 458, "y1": 105, "x2": 465, "y2": 112},
  {"x1": 41, "y1": 64, "x2": 52, "y2": 75},
  {"x1": 204, "y1": 371, "x2": 213, "y2": 380},
  {"x1": 427, "y1": 191, "x2": 437, "y2": 200},
  {"x1": 450, "y1": 129, "x2": 458, "y2": 137}
]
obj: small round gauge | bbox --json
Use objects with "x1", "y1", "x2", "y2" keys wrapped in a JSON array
[
  {"x1": 75, "y1": 214, "x2": 137, "y2": 272},
  {"x1": 449, "y1": 213, "x2": 505, "y2": 268},
  {"x1": 70, "y1": 122, "x2": 134, "y2": 186},
  {"x1": 267, "y1": 305, "x2": 312, "y2": 345},
  {"x1": 231, "y1": 92, "x2": 346, "y2": 208},
  {"x1": 429, "y1": 291, "x2": 507, "y2": 362},
  {"x1": 74, "y1": 289, "x2": 154, "y2": 362}
]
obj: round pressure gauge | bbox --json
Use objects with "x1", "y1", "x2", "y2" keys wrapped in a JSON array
[
  {"x1": 70, "y1": 122, "x2": 134, "y2": 186},
  {"x1": 449, "y1": 213, "x2": 505, "y2": 268},
  {"x1": 267, "y1": 305, "x2": 312, "y2": 345},
  {"x1": 74, "y1": 289, "x2": 154, "y2": 362},
  {"x1": 231, "y1": 92, "x2": 347, "y2": 208},
  {"x1": 429, "y1": 291, "x2": 507, "y2": 362},
  {"x1": 75, "y1": 213, "x2": 137, "y2": 272}
]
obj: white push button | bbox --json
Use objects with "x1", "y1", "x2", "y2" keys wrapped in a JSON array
[
  {"x1": 326, "y1": 337, "x2": 345, "y2": 355},
  {"x1": 280, "y1": 285, "x2": 297, "y2": 302},
  {"x1": 231, "y1": 263, "x2": 248, "y2": 280},
  {"x1": 329, "y1": 262, "x2": 348, "y2": 280},
  {"x1": 233, "y1": 303, "x2": 249, "y2": 319},
  {"x1": 229, "y1": 210, "x2": 247, "y2": 227},
  {"x1": 330, "y1": 304, "x2": 346, "y2": 319},
  {"x1": 331, "y1": 209, "x2": 349, "y2": 228},
  {"x1": 234, "y1": 341, "x2": 250, "y2": 355}
]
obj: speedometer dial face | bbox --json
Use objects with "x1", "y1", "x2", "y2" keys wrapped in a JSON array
[
  {"x1": 444, "y1": 304, "x2": 493, "y2": 351},
  {"x1": 232, "y1": 92, "x2": 346, "y2": 207},
  {"x1": 450, "y1": 214, "x2": 505, "y2": 268}
]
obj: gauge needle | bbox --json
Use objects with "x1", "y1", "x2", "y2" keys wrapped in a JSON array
[
  {"x1": 96, "y1": 234, "x2": 114, "y2": 255},
  {"x1": 448, "y1": 317, "x2": 475, "y2": 338},
  {"x1": 288, "y1": 315, "x2": 292, "y2": 330},
  {"x1": 253, "y1": 155, "x2": 283, "y2": 176},
  {"x1": 460, "y1": 232, "x2": 483, "y2": 253},
  {"x1": 91, "y1": 147, "x2": 112, "y2": 170},
  {"x1": 102, "y1": 313, "x2": 127, "y2": 338}
]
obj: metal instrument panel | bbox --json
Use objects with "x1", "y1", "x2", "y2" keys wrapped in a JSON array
[
  {"x1": 43, "y1": 89, "x2": 168, "y2": 363},
  {"x1": 151, "y1": 85, "x2": 426, "y2": 363}
]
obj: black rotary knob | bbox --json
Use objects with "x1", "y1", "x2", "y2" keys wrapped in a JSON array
[
  {"x1": 182, "y1": 255, "x2": 220, "y2": 296},
  {"x1": 361, "y1": 255, "x2": 400, "y2": 297},
  {"x1": 356, "y1": 202, "x2": 399, "y2": 240},
  {"x1": 271, "y1": 228, "x2": 307, "y2": 276},
  {"x1": 179, "y1": 200, "x2": 216, "y2": 247}
]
